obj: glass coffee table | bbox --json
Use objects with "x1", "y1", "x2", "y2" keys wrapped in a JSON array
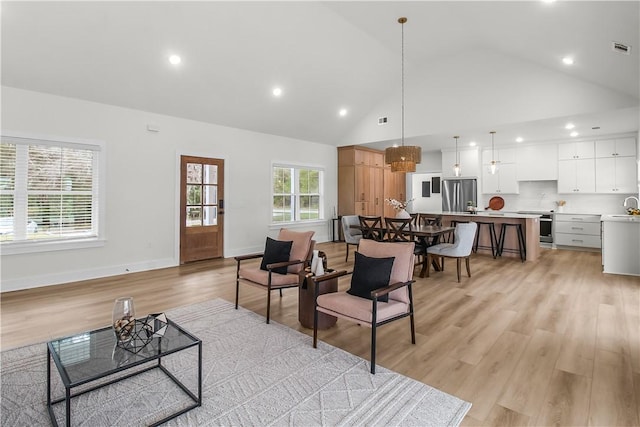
[{"x1": 47, "y1": 318, "x2": 201, "y2": 427}]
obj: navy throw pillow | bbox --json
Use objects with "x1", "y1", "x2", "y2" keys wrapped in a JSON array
[
  {"x1": 347, "y1": 251, "x2": 395, "y2": 302},
  {"x1": 260, "y1": 237, "x2": 293, "y2": 275}
]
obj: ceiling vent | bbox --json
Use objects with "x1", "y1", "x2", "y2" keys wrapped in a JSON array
[
  {"x1": 612, "y1": 41, "x2": 631, "y2": 55},
  {"x1": 378, "y1": 117, "x2": 388, "y2": 125}
]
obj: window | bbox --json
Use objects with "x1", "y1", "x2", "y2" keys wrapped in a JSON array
[
  {"x1": 0, "y1": 133, "x2": 102, "y2": 251},
  {"x1": 272, "y1": 165, "x2": 323, "y2": 223}
]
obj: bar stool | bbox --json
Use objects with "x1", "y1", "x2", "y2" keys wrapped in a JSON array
[
  {"x1": 474, "y1": 221, "x2": 498, "y2": 258},
  {"x1": 498, "y1": 223, "x2": 526, "y2": 262}
]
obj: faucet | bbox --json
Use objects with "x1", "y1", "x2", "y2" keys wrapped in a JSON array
[{"x1": 623, "y1": 196, "x2": 639, "y2": 210}]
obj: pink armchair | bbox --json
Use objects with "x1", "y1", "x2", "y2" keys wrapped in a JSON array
[
  {"x1": 312, "y1": 239, "x2": 416, "y2": 374},
  {"x1": 235, "y1": 229, "x2": 315, "y2": 323}
]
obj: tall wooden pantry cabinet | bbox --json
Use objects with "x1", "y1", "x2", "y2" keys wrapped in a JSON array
[{"x1": 337, "y1": 146, "x2": 407, "y2": 219}]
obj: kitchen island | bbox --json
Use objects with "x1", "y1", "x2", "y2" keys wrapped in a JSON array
[
  {"x1": 420, "y1": 211, "x2": 541, "y2": 262},
  {"x1": 601, "y1": 214, "x2": 640, "y2": 276}
]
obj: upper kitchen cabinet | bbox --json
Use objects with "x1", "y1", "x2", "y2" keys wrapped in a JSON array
[
  {"x1": 558, "y1": 141, "x2": 594, "y2": 160},
  {"x1": 594, "y1": 137, "x2": 637, "y2": 194},
  {"x1": 482, "y1": 147, "x2": 517, "y2": 165},
  {"x1": 595, "y1": 156, "x2": 638, "y2": 193},
  {"x1": 558, "y1": 158, "x2": 596, "y2": 193},
  {"x1": 481, "y1": 148, "x2": 518, "y2": 194},
  {"x1": 516, "y1": 144, "x2": 558, "y2": 181},
  {"x1": 595, "y1": 137, "x2": 636, "y2": 158},
  {"x1": 441, "y1": 148, "x2": 480, "y2": 178}
]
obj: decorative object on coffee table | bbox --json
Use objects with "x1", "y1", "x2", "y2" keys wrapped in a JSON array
[
  {"x1": 116, "y1": 312, "x2": 169, "y2": 354},
  {"x1": 112, "y1": 297, "x2": 135, "y2": 343}
]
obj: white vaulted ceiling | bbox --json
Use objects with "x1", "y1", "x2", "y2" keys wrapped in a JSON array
[{"x1": 2, "y1": 1, "x2": 639, "y2": 151}]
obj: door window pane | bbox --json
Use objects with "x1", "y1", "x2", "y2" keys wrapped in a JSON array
[
  {"x1": 186, "y1": 163, "x2": 202, "y2": 184},
  {"x1": 203, "y1": 165, "x2": 217, "y2": 185},
  {"x1": 203, "y1": 206, "x2": 217, "y2": 226},
  {"x1": 203, "y1": 185, "x2": 217, "y2": 205},
  {"x1": 186, "y1": 207, "x2": 202, "y2": 227},
  {"x1": 187, "y1": 185, "x2": 201, "y2": 205}
]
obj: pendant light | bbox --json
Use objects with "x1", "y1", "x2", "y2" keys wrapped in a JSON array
[
  {"x1": 453, "y1": 135, "x2": 461, "y2": 177},
  {"x1": 384, "y1": 17, "x2": 422, "y2": 173},
  {"x1": 489, "y1": 131, "x2": 498, "y2": 175}
]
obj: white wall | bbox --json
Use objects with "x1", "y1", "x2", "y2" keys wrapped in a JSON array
[{"x1": 1, "y1": 87, "x2": 337, "y2": 291}]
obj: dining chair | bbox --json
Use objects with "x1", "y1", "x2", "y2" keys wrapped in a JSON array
[
  {"x1": 341, "y1": 215, "x2": 362, "y2": 261},
  {"x1": 358, "y1": 215, "x2": 384, "y2": 241},
  {"x1": 425, "y1": 222, "x2": 477, "y2": 282},
  {"x1": 313, "y1": 239, "x2": 416, "y2": 374},
  {"x1": 384, "y1": 217, "x2": 427, "y2": 274},
  {"x1": 235, "y1": 229, "x2": 315, "y2": 323},
  {"x1": 419, "y1": 214, "x2": 442, "y2": 227}
]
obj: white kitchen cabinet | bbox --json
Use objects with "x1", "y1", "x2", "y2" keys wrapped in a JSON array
[
  {"x1": 558, "y1": 141, "x2": 594, "y2": 160},
  {"x1": 482, "y1": 162, "x2": 519, "y2": 194},
  {"x1": 557, "y1": 158, "x2": 596, "y2": 193},
  {"x1": 595, "y1": 137, "x2": 636, "y2": 158},
  {"x1": 601, "y1": 215, "x2": 640, "y2": 276},
  {"x1": 516, "y1": 144, "x2": 558, "y2": 181},
  {"x1": 441, "y1": 148, "x2": 479, "y2": 178},
  {"x1": 554, "y1": 213, "x2": 601, "y2": 249},
  {"x1": 595, "y1": 156, "x2": 638, "y2": 193},
  {"x1": 481, "y1": 148, "x2": 518, "y2": 194},
  {"x1": 482, "y1": 148, "x2": 517, "y2": 165}
]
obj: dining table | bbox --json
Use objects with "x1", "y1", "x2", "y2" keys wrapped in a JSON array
[{"x1": 352, "y1": 223, "x2": 455, "y2": 278}]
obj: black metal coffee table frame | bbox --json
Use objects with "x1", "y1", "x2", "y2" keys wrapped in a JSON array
[{"x1": 47, "y1": 319, "x2": 202, "y2": 427}]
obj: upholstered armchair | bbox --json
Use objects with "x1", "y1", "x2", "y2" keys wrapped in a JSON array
[
  {"x1": 312, "y1": 239, "x2": 416, "y2": 374},
  {"x1": 426, "y1": 222, "x2": 477, "y2": 282},
  {"x1": 341, "y1": 215, "x2": 362, "y2": 261},
  {"x1": 235, "y1": 229, "x2": 315, "y2": 323}
]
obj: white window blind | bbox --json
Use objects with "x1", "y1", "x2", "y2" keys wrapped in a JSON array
[{"x1": 1, "y1": 135, "x2": 100, "y2": 245}]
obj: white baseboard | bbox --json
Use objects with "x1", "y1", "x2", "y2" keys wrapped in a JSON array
[{"x1": 0, "y1": 257, "x2": 177, "y2": 293}]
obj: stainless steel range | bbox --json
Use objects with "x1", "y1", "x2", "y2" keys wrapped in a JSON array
[{"x1": 518, "y1": 211, "x2": 553, "y2": 243}]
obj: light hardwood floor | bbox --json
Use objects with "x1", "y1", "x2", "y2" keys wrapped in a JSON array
[{"x1": 2, "y1": 243, "x2": 639, "y2": 426}]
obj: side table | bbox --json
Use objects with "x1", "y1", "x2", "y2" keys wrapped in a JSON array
[{"x1": 298, "y1": 270, "x2": 340, "y2": 329}]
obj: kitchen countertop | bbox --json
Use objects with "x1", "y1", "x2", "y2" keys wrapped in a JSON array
[
  {"x1": 435, "y1": 211, "x2": 543, "y2": 219},
  {"x1": 601, "y1": 214, "x2": 640, "y2": 223}
]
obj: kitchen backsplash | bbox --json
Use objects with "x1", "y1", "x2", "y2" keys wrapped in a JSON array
[{"x1": 481, "y1": 181, "x2": 636, "y2": 214}]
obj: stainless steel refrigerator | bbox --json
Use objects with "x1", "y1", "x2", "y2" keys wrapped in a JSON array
[{"x1": 441, "y1": 178, "x2": 477, "y2": 212}]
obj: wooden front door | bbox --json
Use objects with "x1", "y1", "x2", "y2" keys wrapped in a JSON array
[{"x1": 180, "y1": 156, "x2": 224, "y2": 264}]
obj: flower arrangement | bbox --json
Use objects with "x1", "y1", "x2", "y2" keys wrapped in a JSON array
[
  {"x1": 556, "y1": 200, "x2": 566, "y2": 207},
  {"x1": 385, "y1": 198, "x2": 414, "y2": 212}
]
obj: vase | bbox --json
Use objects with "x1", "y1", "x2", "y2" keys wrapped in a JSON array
[
  {"x1": 396, "y1": 209, "x2": 411, "y2": 219},
  {"x1": 112, "y1": 297, "x2": 135, "y2": 343}
]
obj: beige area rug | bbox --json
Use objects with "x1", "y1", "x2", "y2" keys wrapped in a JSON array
[{"x1": 1, "y1": 298, "x2": 471, "y2": 426}]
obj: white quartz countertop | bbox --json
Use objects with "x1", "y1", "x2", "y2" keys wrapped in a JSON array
[
  {"x1": 433, "y1": 211, "x2": 542, "y2": 219},
  {"x1": 601, "y1": 214, "x2": 640, "y2": 223}
]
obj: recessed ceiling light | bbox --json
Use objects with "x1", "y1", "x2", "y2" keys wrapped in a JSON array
[
  {"x1": 168, "y1": 55, "x2": 181, "y2": 65},
  {"x1": 562, "y1": 57, "x2": 574, "y2": 65},
  {"x1": 570, "y1": 131, "x2": 579, "y2": 137},
  {"x1": 272, "y1": 87, "x2": 282, "y2": 97},
  {"x1": 565, "y1": 123, "x2": 575, "y2": 130},
  {"x1": 469, "y1": 141, "x2": 477, "y2": 147},
  {"x1": 541, "y1": 0, "x2": 556, "y2": 3},
  {"x1": 516, "y1": 137, "x2": 524, "y2": 143},
  {"x1": 338, "y1": 108, "x2": 348, "y2": 117}
]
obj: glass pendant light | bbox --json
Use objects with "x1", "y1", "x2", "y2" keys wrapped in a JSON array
[
  {"x1": 453, "y1": 135, "x2": 461, "y2": 177},
  {"x1": 489, "y1": 131, "x2": 498, "y2": 175}
]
